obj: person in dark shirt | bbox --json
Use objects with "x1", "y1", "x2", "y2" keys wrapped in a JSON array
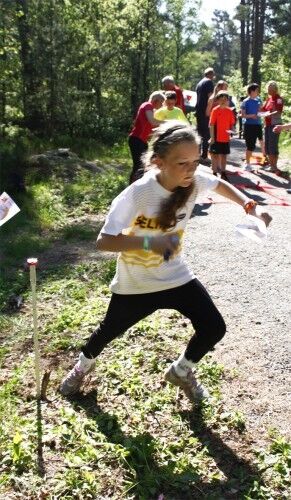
[{"x1": 195, "y1": 67, "x2": 215, "y2": 162}]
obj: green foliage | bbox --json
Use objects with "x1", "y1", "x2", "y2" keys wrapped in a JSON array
[
  {"x1": 247, "y1": 430, "x2": 291, "y2": 498},
  {"x1": 0, "y1": 267, "x2": 27, "y2": 312}
]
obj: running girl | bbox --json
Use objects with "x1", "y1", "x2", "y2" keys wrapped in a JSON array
[{"x1": 60, "y1": 121, "x2": 271, "y2": 401}]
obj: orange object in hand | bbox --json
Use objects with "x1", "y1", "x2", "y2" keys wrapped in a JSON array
[{"x1": 244, "y1": 200, "x2": 257, "y2": 214}]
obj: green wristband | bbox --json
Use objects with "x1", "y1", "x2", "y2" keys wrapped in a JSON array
[{"x1": 143, "y1": 236, "x2": 151, "y2": 251}]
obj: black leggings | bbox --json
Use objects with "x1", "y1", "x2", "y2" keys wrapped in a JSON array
[
  {"x1": 82, "y1": 279, "x2": 226, "y2": 363},
  {"x1": 196, "y1": 114, "x2": 210, "y2": 158},
  {"x1": 128, "y1": 135, "x2": 148, "y2": 183}
]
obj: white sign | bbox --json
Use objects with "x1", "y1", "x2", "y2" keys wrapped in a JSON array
[{"x1": 0, "y1": 192, "x2": 20, "y2": 227}]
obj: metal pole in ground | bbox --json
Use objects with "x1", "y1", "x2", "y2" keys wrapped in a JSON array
[{"x1": 27, "y1": 258, "x2": 41, "y2": 399}]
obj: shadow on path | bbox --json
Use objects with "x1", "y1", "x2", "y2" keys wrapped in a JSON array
[
  {"x1": 191, "y1": 202, "x2": 212, "y2": 217},
  {"x1": 254, "y1": 171, "x2": 290, "y2": 188},
  {"x1": 36, "y1": 400, "x2": 45, "y2": 477}
]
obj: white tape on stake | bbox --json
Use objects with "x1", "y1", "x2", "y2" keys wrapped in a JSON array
[{"x1": 27, "y1": 258, "x2": 41, "y2": 399}]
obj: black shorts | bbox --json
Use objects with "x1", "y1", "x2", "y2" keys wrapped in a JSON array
[
  {"x1": 210, "y1": 142, "x2": 230, "y2": 155},
  {"x1": 244, "y1": 124, "x2": 263, "y2": 151}
]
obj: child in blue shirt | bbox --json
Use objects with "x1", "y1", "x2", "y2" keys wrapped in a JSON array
[{"x1": 241, "y1": 83, "x2": 264, "y2": 171}]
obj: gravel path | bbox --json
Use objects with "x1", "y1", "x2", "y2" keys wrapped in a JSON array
[{"x1": 184, "y1": 139, "x2": 291, "y2": 443}]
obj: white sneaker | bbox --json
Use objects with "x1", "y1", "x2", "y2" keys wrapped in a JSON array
[
  {"x1": 164, "y1": 365, "x2": 209, "y2": 402},
  {"x1": 244, "y1": 164, "x2": 255, "y2": 172},
  {"x1": 60, "y1": 358, "x2": 95, "y2": 396}
]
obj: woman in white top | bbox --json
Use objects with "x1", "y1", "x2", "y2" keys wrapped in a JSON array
[{"x1": 60, "y1": 121, "x2": 271, "y2": 402}]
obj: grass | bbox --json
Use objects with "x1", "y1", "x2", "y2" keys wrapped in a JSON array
[
  {"x1": 0, "y1": 144, "x2": 290, "y2": 498},
  {"x1": 0, "y1": 260, "x2": 290, "y2": 499}
]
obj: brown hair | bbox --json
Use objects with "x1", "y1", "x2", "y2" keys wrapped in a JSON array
[
  {"x1": 214, "y1": 80, "x2": 228, "y2": 95},
  {"x1": 143, "y1": 121, "x2": 200, "y2": 230},
  {"x1": 165, "y1": 90, "x2": 177, "y2": 100}
]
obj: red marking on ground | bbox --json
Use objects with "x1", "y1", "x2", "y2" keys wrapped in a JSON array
[{"x1": 223, "y1": 168, "x2": 290, "y2": 205}]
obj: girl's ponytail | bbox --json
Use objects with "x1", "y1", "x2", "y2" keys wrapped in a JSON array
[{"x1": 158, "y1": 184, "x2": 194, "y2": 230}]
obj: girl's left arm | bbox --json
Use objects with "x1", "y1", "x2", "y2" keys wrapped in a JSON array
[{"x1": 214, "y1": 180, "x2": 272, "y2": 226}]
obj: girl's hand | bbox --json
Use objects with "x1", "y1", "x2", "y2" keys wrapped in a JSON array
[
  {"x1": 250, "y1": 205, "x2": 272, "y2": 227},
  {"x1": 150, "y1": 233, "x2": 180, "y2": 259}
]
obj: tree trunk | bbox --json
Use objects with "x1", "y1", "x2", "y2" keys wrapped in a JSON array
[
  {"x1": 0, "y1": 3, "x2": 7, "y2": 135},
  {"x1": 142, "y1": 1, "x2": 151, "y2": 100},
  {"x1": 48, "y1": 0, "x2": 57, "y2": 135},
  {"x1": 15, "y1": 0, "x2": 43, "y2": 130},
  {"x1": 130, "y1": 51, "x2": 141, "y2": 117},
  {"x1": 240, "y1": 0, "x2": 249, "y2": 85},
  {"x1": 0, "y1": 82, "x2": 6, "y2": 136},
  {"x1": 251, "y1": 0, "x2": 265, "y2": 84}
]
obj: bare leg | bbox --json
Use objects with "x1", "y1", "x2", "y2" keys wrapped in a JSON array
[
  {"x1": 246, "y1": 150, "x2": 252, "y2": 165},
  {"x1": 269, "y1": 154, "x2": 279, "y2": 171},
  {"x1": 211, "y1": 153, "x2": 219, "y2": 174},
  {"x1": 220, "y1": 155, "x2": 229, "y2": 181},
  {"x1": 220, "y1": 155, "x2": 227, "y2": 172}
]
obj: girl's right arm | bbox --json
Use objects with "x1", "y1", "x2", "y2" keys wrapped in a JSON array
[{"x1": 96, "y1": 232, "x2": 180, "y2": 257}]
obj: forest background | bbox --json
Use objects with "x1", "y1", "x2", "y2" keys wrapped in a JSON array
[{"x1": 0, "y1": 0, "x2": 290, "y2": 170}]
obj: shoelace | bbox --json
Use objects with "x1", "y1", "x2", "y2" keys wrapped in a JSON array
[
  {"x1": 66, "y1": 366, "x2": 84, "y2": 384},
  {"x1": 185, "y1": 369, "x2": 199, "y2": 388}
]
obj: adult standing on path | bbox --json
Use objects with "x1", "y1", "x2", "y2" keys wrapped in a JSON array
[
  {"x1": 128, "y1": 91, "x2": 165, "y2": 183},
  {"x1": 162, "y1": 76, "x2": 186, "y2": 114},
  {"x1": 195, "y1": 67, "x2": 215, "y2": 163},
  {"x1": 261, "y1": 81, "x2": 284, "y2": 173}
]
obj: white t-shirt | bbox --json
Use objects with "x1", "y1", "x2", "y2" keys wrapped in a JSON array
[{"x1": 101, "y1": 168, "x2": 218, "y2": 294}]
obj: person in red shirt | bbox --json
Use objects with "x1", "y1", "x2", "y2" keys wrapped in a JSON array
[
  {"x1": 261, "y1": 81, "x2": 284, "y2": 173},
  {"x1": 128, "y1": 92, "x2": 165, "y2": 183},
  {"x1": 209, "y1": 91, "x2": 235, "y2": 181},
  {"x1": 162, "y1": 75, "x2": 186, "y2": 114}
]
